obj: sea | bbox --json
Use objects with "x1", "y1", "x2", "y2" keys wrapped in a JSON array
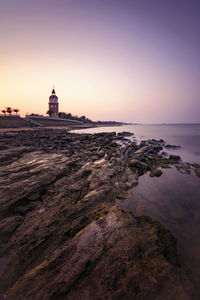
[{"x1": 72, "y1": 124, "x2": 200, "y2": 282}]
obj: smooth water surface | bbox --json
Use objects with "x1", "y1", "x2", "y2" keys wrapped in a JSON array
[{"x1": 116, "y1": 167, "x2": 200, "y2": 278}]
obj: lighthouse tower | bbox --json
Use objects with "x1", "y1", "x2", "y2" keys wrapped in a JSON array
[{"x1": 49, "y1": 87, "x2": 59, "y2": 117}]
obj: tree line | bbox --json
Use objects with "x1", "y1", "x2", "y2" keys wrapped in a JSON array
[
  {"x1": 46, "y1": 110, "x2": 93, "y2": 123},
  {"x1": 46, "y1": 110, "x2": 125, "y2": 125},
  {"x1": 58, "y1": 112, "x2": 93, "y2": 123},
  {"x1": 1, "y1": 107, "x2": 20, "y2": 115}
]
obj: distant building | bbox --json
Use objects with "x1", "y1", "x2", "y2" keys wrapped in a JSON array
[{"x1": 49, "y1": 87, "x2": 59, "y2": 117}]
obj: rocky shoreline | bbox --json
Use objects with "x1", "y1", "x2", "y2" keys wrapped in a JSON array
[{"x1": 0, "y1": 129, "x2": 199, "y2": 299}]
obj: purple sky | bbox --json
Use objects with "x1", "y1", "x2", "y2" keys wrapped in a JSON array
[{"x1": 0, "y1": 0, "x2": 200, "y2": 123}]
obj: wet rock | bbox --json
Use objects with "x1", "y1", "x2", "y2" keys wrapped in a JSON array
[
  {"x1": 165, "y1": 144, "x2": 181, "y2": 149},
  {"x1": 3, "y1": 209, "x2": 195, "y2": 300},
  {"x1": 117, "y1": 131, "x2": 133, "y2": 137},
  {"x1": 169, "y1": 155, "x2": 181, "y2": 162},
  {"x1": 149, "y1": 168, "x2": 163, "y2": 177},
  {"x1": 160, "y1": 164, "x2": 171, "y2": 169},
  {"x1": 129, "y1": 159, "x2": 151, "y2": 175},
  {"x1": 0, "y1": 129, "x2": 195, "y2": 299},
  {"x1": 140, "y1": 140, "x2": 148, "y2": 147},
  {"x1": 160, "y1": 151, "x2": 168, "y2": 156},
  {"x1": 158, "y1": 139, "x2": 165, "y2": 144},
  {"x1": 195, "y1": 168, "x2": 200, "y2": 178},
  {"x1": 150, "y1": 144, "x2": 163, "y2": 153},
  {"x1": 175, "y1": 163, "x2": 191, "y2": 174}
]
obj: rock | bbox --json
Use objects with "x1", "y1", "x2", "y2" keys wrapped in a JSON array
[
  {"x1": 158, "y1": 139, "x2": 165, "y2": 144},
  {"x1": 165, "y1": 144, "x2": 181, "y2": 149},
  {"x1": 3, "y1": 209, "x2": 195, "y2": 300},
  {"x1": 160, "y1": 164, "x2": 171, "y2": 169},
  {"x1": 129, "y1": 159, "x2": 151, "y2": 175},
  {"x1": 0, "y1": 216, "x2": 24, "y2": 235},
  {"x1": 140, "y1": 140, "x2": 148, "y2": 147},
  {"x1": 150, "y1": 144, "x2": 163, "y2": 153},
  {"x1": 175, "y1": 163, "x2": 191, "y2": 174},
  {"x1": 160, "y1": 151, "x2": 168, "y2": 156},
  {"x1": 192, "y1": 163, "x2": 200, "y2": 168},
  {"x1": 0, "y1": 129, "x2": 195, "y2": 299},
  {"x1": 81, "y1": 169, "x2": 92, "y2": 177},
  {"x1": 149, "y1": 168, "x2": 163, "y2": 177},
  {"x1": 67, "y1": 182, "x2": 82, "y2": 192},
  {"x1": 117, "y1": 131, "x2": 134, "y2": 137},
  {"x1": 195, "y1": 168, "x2": 200, "y2": 178},
  {"x1": 169, "y1": 155, "x2": 181, "y2": 162}
]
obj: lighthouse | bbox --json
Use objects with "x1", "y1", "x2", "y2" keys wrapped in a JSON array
[{"x1": 48, "y1": 87, "x2": 59, "y2": 117}]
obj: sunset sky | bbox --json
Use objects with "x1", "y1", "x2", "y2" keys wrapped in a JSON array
[{"x1": 0, "y1": 0, "x2": 200, "y2": 123}]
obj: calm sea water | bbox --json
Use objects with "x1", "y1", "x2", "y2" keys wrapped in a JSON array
[{"x1": 73, "y1": 124, "x2": 200, "y2": 282}]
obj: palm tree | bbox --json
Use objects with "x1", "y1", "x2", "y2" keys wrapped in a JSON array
[
  {"x1": 1, "y1": 109, "x2": 6, "y2": 115},
  {"x1": 13, "y1": 108, "x2": 19, "y2": 115},
  {"x1": 6, "y1": 107, "x2": 12, "y2": 115}
]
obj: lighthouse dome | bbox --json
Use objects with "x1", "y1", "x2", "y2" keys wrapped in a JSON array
[{"x1": 49, "y1": 88, "x2": 58, "y2": 103}]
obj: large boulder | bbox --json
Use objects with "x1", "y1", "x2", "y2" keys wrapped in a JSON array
[{"x1": 3, "y1": 209, "x2": 195, "y2": 300}]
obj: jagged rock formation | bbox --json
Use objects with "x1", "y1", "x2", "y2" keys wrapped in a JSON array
[{"x1": 0, "y1": 129, "x2": 197, "y2": 299}]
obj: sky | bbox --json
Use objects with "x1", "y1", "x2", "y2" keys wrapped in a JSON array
[{"x1": 0, "y1": 0, "x2": 200, "y2": 123}]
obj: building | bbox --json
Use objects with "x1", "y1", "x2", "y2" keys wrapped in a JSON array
[{"x1": 49, "y1": 87, "x2": 59, "y2": 117}]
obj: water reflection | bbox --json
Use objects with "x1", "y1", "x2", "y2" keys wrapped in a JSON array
[{"x1": 116, "y1": 167, "x2": 200, "y2": 279}]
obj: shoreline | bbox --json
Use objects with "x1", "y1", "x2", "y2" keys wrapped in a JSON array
[
  {"x1": 0, "y1": 128, "x2": 199, "y2": 299},
  {"x1": 0, "y1": 123, "x2": 123, "y2": 133},
  {"x1": 0, "y1": 115, "x2": 124, "y2": 132}
]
